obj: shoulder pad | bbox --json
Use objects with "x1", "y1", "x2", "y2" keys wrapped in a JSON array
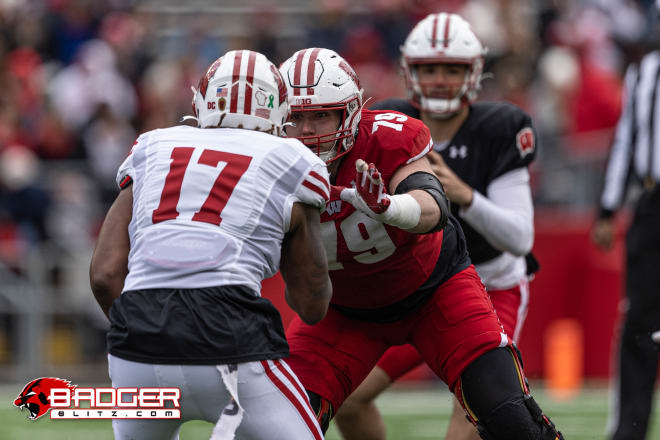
[{"x1": 370, "y1": 98, "x2": 420, "y2": 119}]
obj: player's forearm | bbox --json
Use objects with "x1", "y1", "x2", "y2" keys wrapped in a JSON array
[
  {"x1": 404, "y1": 189, "x2": 441, "y2": 233},
  {"x1": 461, "y1": 191, "x2": 533, "y2": 255},
  {"x1": 459, "y1": 168, "x2": 534, "y2": 255},
  {"x1": 285, "y1": 270, "x2": 331, "y2": 325},
  {"x1": 89, "y1": 269, "x2": 126, "y2": 318}
]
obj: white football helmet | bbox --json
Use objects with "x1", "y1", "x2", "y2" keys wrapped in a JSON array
[
  {"x1": 189, "y1": 50, "x2": 289, "y2": 135},
  {"x1": 279, "y1": 48, "x2": 364, "y2": 163},
  {"x1": 400, "y1": 13, "x2": 486, "y2": 117}
]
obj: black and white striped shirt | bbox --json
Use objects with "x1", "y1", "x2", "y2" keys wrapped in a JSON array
[{"x1": 599, "y1": 50, "x2": 660, "y2": 218}]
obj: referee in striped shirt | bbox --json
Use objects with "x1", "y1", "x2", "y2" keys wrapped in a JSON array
[{"x1": 592, "y1": 49, "x2": 660, "y2": 440}]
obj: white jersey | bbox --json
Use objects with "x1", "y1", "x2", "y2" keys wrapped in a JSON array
[{"x1": 116, "y1": 125, "x2": 329, "y2": 294}]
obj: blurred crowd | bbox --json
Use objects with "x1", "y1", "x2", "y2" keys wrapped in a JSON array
[{"x1": 0, "y1": 0, "x2": 657, "y2": 365}]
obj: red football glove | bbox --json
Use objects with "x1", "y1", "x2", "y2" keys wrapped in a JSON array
[
  {"x1": 338, "y1": 159, "x2": 422, "y2": 229},
  {"x1": 338, "y1": 159, "x2": 391, "y2": 217}
]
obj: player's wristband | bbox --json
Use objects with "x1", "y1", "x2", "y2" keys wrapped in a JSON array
[
  {"x1": 381, "y1": 193, "x2": 421, "y2": 230},
  {"x1": 340, "y1": 188, "x2": 421, "y2": 230}
]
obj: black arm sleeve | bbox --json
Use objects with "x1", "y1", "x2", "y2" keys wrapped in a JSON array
[{"x1": 394, "y1": 171, "x2": 449, "y2": 233}]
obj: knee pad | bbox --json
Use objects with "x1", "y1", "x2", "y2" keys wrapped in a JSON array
[
  {"x1": 307, "y1": 390, "x2": 334, "y2": 434},
  {"x1": 456, "y1": 346, "x2": 564, "y2": 440},
  {"x1": 472, "y1": 394, "x2": 564, "y2": 440}
]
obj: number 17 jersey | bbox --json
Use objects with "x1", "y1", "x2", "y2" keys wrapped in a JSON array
[{"x1": 116, "y1": 125, "x2": 329, "y2": 294}]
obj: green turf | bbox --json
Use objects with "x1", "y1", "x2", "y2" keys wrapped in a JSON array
[{"x1": 2, "y1": 384, "x2": 659, "y2": 439}]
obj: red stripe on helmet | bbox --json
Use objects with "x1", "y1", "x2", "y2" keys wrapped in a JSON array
[
  {"x1": 443, "y1": 14, "x2": 451, "y2": 48},
  {"x1": 270, "y1": 64, "x2": 287, "y2": 109},
  {"x1": 306, "y1": 48, "x2": 321, "y2": 95},
  {"x1": 198, "y1": 57, "x2": 222, "y2": 99},
  {"x1": 230, "y1": 50, "x2": 242, "y2": 113},
  {"x1": 431, "y1": 14, "x2": 439, "y2": 48},
  {"x1": 293, "y1": 50, "x2": 306, "y2": 96},
  {"x1": 243, "y1": 51, "x2": 257, "y2": 115}
]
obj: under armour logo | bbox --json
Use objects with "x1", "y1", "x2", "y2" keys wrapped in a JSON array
[
  {"x1": 448, "y1": 145, "x2": 468, "y2": 159},
  {"x1": 326, "y1": 200, "x2": 342, "y2": 216}
]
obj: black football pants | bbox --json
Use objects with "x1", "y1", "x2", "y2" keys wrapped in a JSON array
[{"x1": 610, "y1": 191, "x2": 660, "y2": 440}]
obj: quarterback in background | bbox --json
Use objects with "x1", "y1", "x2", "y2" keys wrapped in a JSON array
[
  {"x1": 335, "y1": 13, "x2": 540, "y2": 440},
  {"x1": 280, "y1": 47, "x2": 562, "y2": 440},
  {"x1": 90, "y1": 50, "x2": 331, "y2": 440}
]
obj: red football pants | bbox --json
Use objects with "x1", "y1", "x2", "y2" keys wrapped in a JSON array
[
  {"x1": 285, "y1": 266, "x2": 511, "y2": 410},
  {"x1": 378, "y1": 278, "x2": 529, "y2": 381}
]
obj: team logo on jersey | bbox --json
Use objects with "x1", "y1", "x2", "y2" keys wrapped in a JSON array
[
  {"x1": 326, "y1": 200, "x2": 342, "y2": 216},
  {"x1": 516, "y1": 127, "x2": 535, "y2": 157}
]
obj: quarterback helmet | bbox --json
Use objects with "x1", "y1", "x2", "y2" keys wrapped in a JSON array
[
  {"x1": 190, "y1": 50, "x2": 289, "y2": 135},
  {"x1": 280, "y1": 48, "x2": 364, "y2": 163},
  {"x1": 401, "y1": 13, "x2": 486, "y2": 117}
]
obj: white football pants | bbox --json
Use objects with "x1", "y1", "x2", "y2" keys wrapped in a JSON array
[{"x1": 108, "y1": 354, "x2": 323, "y2": 440}]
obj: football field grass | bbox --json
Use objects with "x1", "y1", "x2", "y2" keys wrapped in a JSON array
[{"x1": 2, "y1": 384, "x2": 659, "y2": 439}]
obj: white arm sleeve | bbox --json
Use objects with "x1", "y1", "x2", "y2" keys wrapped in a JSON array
[{"x1": 458, "y1": 167, "x2": 534, "y2": 255}]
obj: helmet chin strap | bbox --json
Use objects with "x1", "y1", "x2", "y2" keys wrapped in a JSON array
[
  {"x1": 320, "y1": 114, "x2": 348, "y2": 163},
  {"x1": 319, "y1": 146, "x2": 338, "y2": 163},
  {"x1": 428, "y1": 107, "x2": 461, "y2": 120}
]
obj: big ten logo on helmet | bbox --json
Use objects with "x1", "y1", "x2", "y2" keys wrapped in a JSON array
[
  {"x1": 13, "y1": 377, "x2": 181, "y2": 421},
  {"x1": 207, "y1": 102, "x2": 216, "y2": 110},
  {"x1": 295, "y1": 98, "x2": 313, "y2": 105}
]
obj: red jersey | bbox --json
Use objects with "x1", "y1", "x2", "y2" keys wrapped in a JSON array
[{"x1": 321, "y1": 109, "x2": 443, "y2": 309}]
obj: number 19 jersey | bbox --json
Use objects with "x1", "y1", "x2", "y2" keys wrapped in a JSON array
[
  {"x1": 322, "y1": 110, "x2": 469, "y2": 312},
  {"x1": 116, "y1": 125, "x2": 329, "y2": 294}
]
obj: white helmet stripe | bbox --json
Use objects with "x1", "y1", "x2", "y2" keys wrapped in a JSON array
[
  {"x1": 243, "y1": 50, "x2": 257, "y2": 115},
  {"x1": 292, "y1": 48, "x2": 321, "y2": 96}
]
